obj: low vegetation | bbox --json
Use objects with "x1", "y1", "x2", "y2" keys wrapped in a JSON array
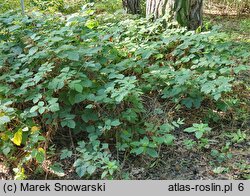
[{"x1": 0, "y1": 0, "x2": 249, "y2": 180}]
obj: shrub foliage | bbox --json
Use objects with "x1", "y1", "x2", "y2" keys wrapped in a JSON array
[{"x1": 0, "y1": 5, "x2": 248, "y2": 179}]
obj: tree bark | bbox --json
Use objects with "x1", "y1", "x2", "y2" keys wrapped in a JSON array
[
  {"x1": 146, "y1": 0, "x2": 203, "y2": 30},
  {"x1": 122, "y1": 0, "x2": 141, "y2": 14}
]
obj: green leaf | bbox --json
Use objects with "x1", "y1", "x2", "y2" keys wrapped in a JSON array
[
  {"x1": 122, "y1": 109, "x2": 138, "y2": 123},
  {"x1": 164, "y1": 134, "x2": 175, "y2": 145},
  {"x1": 30, "y1": 105, "x2": 39, "y2": 113},
  {"x1": 85, "y1": 19, "x2": 99, "y2": 29},
  {"x1": 29, "y1": 47, "x2": 38, "y2": 56},
  {"x1": 38, "y1": 107, "x2": 46, "y2": 114},
  {"x1": 131, "y1": 147, "x2": 144, "y2": 155},
  {"x1": 73, "y1": 158, "x2": 84, "y2": 167},
  {"x1": 101, "y1": 170, "x2": 108, "y2": 179},
  {"x1": 0, "y1": 115, "x2": 11, "y2": 125},
  {"x1": 81, "y1": 109, "x2": 98, "y2": 122},
  {"x1": 76, "y1": 166, "x2": 86, "y2": 178},
  {"x1": 12, "y1": 129, "x2": 22, "y2": 146},
  {"x1": 141, "y1": 137, "x2": 150, "y2": 146},
  {"x1": 68, "y1": 120, "x2": 76, "y2": 129},
  {"x1": 49, "y1": 103, "x2": 60, "y2": 112},
  {"x1": 67, "y1": 51, "x2": 80, "y2": 61},
  {"x1": 213, "y1": 167, "x2": 227, "y2": 174},
  {"x1": 59, "y1": 44, "x2": 77, "y2": 51},
  {"x1": 3, "y1": 147, "x2": 11, "y2": 155},
  {"x1": 146, "y1": 148, "x2": 158, "y2": 158},
  {"x1": 61, "y1": 119, "x2": 76, "y2": 129},
  {"x1": 211, "y1": 149, "x2": 219, "y2": 157},
  {"x1": 184, "y1": 127, "x2": 197, "y2": 133},
  {"x1": 50, "y1": 36, "x2": 63, "y2": 42},
  {"x1": 38, "y1": 101, "x2": 44, "y2": 107},
  {"x1": 60, "y1": 149, "x2": 73, "y2": 160},
  {"x1": 36, "y1": 148, "x2": 45, "y2": 163},
  {"x1": 48, "y1": 78, "x2": 65, "y2": 91},
  {"x1": 8, "y1": 25, "x2": 21, "y2": 32},
  {"x1": 82, "y1": 79, "x2": 92, "y2": 87},
  {"x1": 74, "y1": 84, "x2": 83, "y2": 93},
  {"x1": 159, "y1": 124, "x2": 173, "y2": 133},
  {"x1": 31, "y1": 149, "x2": 38, "y2": 158},
  {"x1": 50, "y1": 163, "x2": 65, "y2": 177},
  {"x1": 111, "y1": 119, "x2": 121, "y2": 126},
  {"x1": 87, "y1": 165, "x2": 96, "y2": 175},
  {"x1": 195, "y1": 131, "x2": 203, "y2": 139},
  {"x1": 141, "y1": 49, "x2": 155, "y2": 59},
  {"x1": 181, "y1": 98, "x2": 193, "y2": 108},
  {"x1": 201, "y1": 83, "x2": 214, "y2": 94}
]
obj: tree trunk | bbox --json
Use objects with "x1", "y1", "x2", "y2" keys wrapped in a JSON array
[
  {"x1": 146, "y1": 0, "x2": 203, "y2": 30},
  {"x1": 122, "y1": 0, "x2": 141, "y2": 14}
]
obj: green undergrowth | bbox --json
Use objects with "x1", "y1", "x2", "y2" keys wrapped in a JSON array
[
  {"x1": 0, "y1": 0, "x2": 122, "y2": 15},
  {"x1": 204, "y1": 15, "x2": 250, "y2": 42},
  {"x1": 0, "y1": 6, "x2": 249, "y2": 179}
]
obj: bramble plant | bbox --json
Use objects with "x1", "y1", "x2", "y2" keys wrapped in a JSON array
[
  {"x1": 184, "y1": 123, "x2": 212, "y2": 139},
  {"x1": 0, "y1": 2, "x2": 249, "y2": 179},
  {"x1": 73, "y1": 140, "x2": 119, "y2": 179},
  {"x1": 183, "y1": 139, "x2": 197, "y2": 150}
]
